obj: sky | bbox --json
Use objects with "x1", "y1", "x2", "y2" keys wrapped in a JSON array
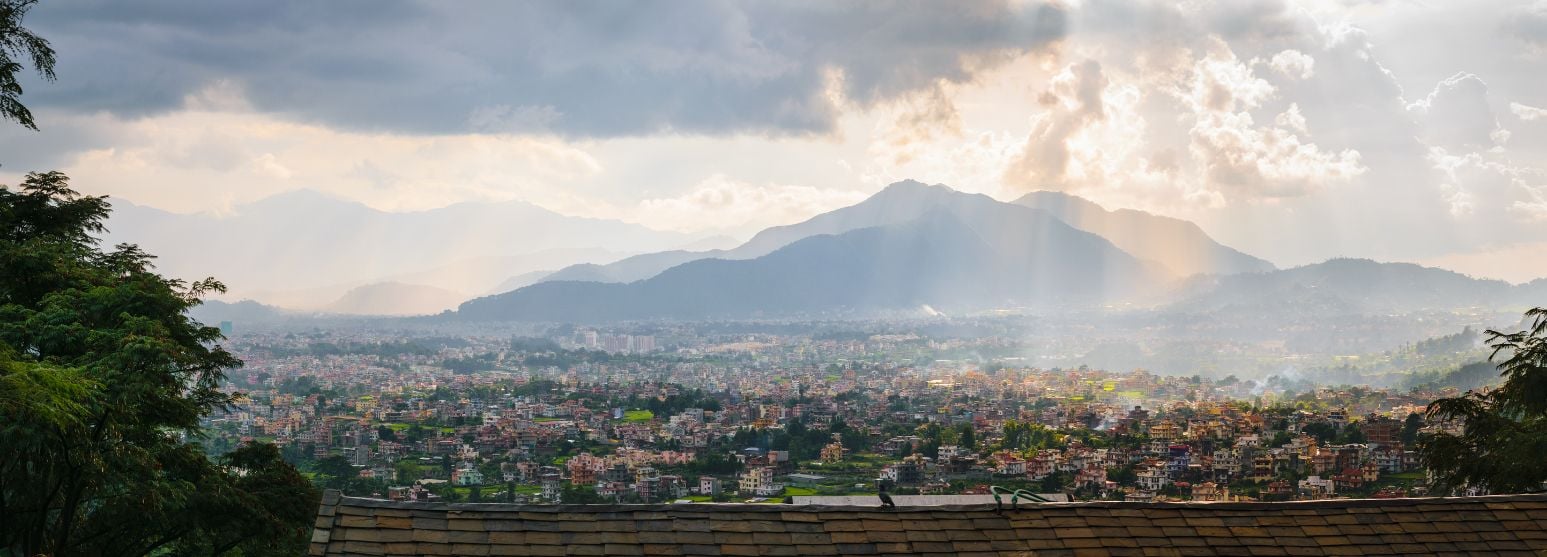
[{"x1": 3, "y1": 0, "x2": 1547, "y2": 282}]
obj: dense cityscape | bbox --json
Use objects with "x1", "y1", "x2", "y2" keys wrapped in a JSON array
[{"x1": 203, "y1": 324, "x2": 1476, "y2": 507}]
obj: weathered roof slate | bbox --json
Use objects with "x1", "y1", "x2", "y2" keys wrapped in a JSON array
[{"x1": 311, "y1": 490, "x2": 1547, "y2": 556}]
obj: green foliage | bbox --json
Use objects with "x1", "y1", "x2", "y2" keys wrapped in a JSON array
[
  {"x1": 685, "y1": 450, "x2": 739, "y2": 475},
  {"x1": 443, "y1": 351, "x2": 500, "y2": 374},
  {"x1": 1405, "y1": 360, "x2": 1504, "y2": 391},
  {"x1": 1421, "y1": 307, "x2": 1547, "y2": 493},
  {"x1": 0, "y1": 172, "x2": 317, "y2": 555},
  {"x1": 561, "y1": 484, "x2": 608, "y2": 504},
  {"x1": 620, "y1": 388, "x2": 722, "y2": 416},
  {"x1": 1000, "y1": 420, "x2": 1059, "y2": 451},
  {"x1": 1401, "y1": 413, "x2": 1423, "y2": 446},
  {"x1": 1301, "y1": 421, "x2": 1336, "y2": 443},
  {"x1": 957, "y1": 424, "x2": 977, "y2": 450},
  {"x1": 1339, "y1": 423, "x2": 1366, "y2": 445},
  {"x1": 0, "y1": 0, "x2": 55, "y2": 131},
  {"x1": 510, "y1": 336, "x2": 561, "y2": 352}
]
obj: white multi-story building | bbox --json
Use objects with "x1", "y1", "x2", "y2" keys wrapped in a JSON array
[
  {"x1": 738, "y1": 466, "x2": 782, "y2": 497},
  {"x1": 1136, "y1": 467, "x2": 1170, "y2": 492}
]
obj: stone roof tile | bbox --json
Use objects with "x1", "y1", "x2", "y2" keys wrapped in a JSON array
[{"x1": 311, "y1": 492, "x2": 1547, "y2": 556}]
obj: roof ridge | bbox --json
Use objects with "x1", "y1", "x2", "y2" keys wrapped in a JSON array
[{"x1": 326, "y1": 490, "x2": 1547, "y2": 513}]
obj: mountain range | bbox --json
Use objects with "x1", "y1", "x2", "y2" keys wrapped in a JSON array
[
  {"x1": 145, "y1": 180, "x2": 1543, "y2": 322},
  {"x1": 456, "y1": 208, "x2": 1159, "y2": 321},
  {"x1": 1173, "y1": 258, "x2": 1547, "y2": 315},
  {"x1": 456, "y1": 181, "x2": 1542, "y2": 322}
]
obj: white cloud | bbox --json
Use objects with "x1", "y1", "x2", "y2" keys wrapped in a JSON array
[
  {"x1": 1408, "y1": 73, "x2": 1509, "y2": 151},
  {"x1": 250, "y1": 153, "x2": 293, "y2": 180},
  {"x1": 1179, "y1": 43, "x2": 1365, "y2": 200},
  {"x1": 1275, "y1": 103, "x2": 1308, "y2": 133},
  {"x1": 1426, "y1": 146, "x2": 1547, "y2": 224},
  {"x1": 870, "y1": 82, "x2": 965, "y2": 166},
  {"x1": 1267, "y1": 49, "x2": 1315, "y2": 79},
  {"x1": 1512, "y1": 102, "x2": 1547, "y2": 121},
  {"x1": 625, "y1": 176, "x2": 868, "y2": 234},
  {"x1": 35, "y1": 107, "x2": 605, "y2": 214},
  {"x1": 1004, "y1": 59, "x2": 1109, "y2": 189}
]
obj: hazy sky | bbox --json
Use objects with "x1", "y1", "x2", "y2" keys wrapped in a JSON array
[{"x1": 3, "y1": 0, "x2": 1546, "y2": 281}]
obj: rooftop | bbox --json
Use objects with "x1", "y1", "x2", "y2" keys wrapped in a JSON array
[{"x1": 311, "y1": 490, "x2": 1547, "y2": 556}]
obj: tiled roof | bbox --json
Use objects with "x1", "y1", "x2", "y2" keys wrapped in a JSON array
[{"x1": 310, "y1": 490, "x2": 1547, "y2": 556}]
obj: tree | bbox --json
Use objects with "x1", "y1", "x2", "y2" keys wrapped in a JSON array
[
  {"x1": 1338, "y1": 423, "x2": 1365, "y2": 445},
  {"x1": 0, "y1": 0, "x2": 55, "y2": 130},
  {"x1": 958, "y1": 424, "x2": 976, "y2": 450},
  {"x1": 0, "y1": 172, "x2": 318, "y2": 555},
  {"x1": 561, "y1": 484, "x2": 607, "y2": 504},
  {"x1": 1400, "y1": 413, "x2": 1423, "y2": 447},
  {"x1": 316, "y1": 455, "x2": 356, "y2": 488},
  {"x1": 1421, "y1": 307, "x2": 1547, "y2": 493}
]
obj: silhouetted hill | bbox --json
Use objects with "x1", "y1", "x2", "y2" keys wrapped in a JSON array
[
  {"x1": 457, "y1": 210, "x2": 1159, "y2": 322},
  {"x1": 1013, "y1": 191, "x2": 1273, "y2": 276}
]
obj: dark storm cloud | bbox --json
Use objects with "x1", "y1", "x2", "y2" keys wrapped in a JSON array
[{"x1": 21, "y1": 0, "x2": 1066, "y2": 137}]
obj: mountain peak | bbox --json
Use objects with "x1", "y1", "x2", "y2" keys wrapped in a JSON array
[
  {"x1": 238, "y1": 189, "x2": 375, "y2": 216},
  {"x1": 1013, "y1": 190, "x2": 1109, "y2": 215},
  {"x1": 879, "y1": 179, "x2": 938, "y2": 192},
  {"x1": 873, "y1": 179, "x2": 964, "y2": 199}
]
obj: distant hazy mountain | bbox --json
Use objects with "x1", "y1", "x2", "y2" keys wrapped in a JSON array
[
  {"x1": 538, "y1": 250, "x2": 717, "y2": 284},
  {"x1": 102, "y1": 191, "x2": 686, "y2": 300},
  {"x1": 1173, "y1": 258, "x2": 1527, "y2": 313},
  {"x1": 1013, "y1": 191, "x2": 1274, "y2": 276},
  {"x1": 238, "y1": 248, "x2": 625, "y2": 310},
  {"x1": 489, "y1": 270, "x2": 558, "y2": 295},
  {"x1": 456, "y1": 209, "x2": 1161, "y2": 322},
  {"x1": 188, "y1": 299, "x2": 288, "y2": 326},
  {"x1": 385, "y1": 249, "x2": 624, "y2": 296},
  {"x1": 324, "y1": 282, "x2": 466, "y2": 316},
  {"x1": 675, "y1": 234, "x2": 743, "y2": 251}
]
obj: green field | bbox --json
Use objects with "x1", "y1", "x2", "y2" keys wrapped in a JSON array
[
  {"x1": 382, "y1": 423, "x2": 456, "y2": 433},
  {"x1": 448, "y1": 484, "x2": 541, "y2": 497},
  {"x1": 623, "y1": 410, "x2": 655, "y2": 423}
]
